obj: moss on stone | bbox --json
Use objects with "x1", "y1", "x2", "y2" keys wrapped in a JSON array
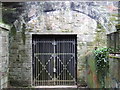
[
  {"x1": 109, "y1": 55, "x2": 120, "y2": 59},
  {"x1": 61, "y1": 29, "x2": 73, "y2": 32}
]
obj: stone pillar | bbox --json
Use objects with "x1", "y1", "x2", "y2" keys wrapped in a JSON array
[
  {"x1": 0, "y1": 22, "x2": 10, "y2": 89},
  {"x1": 9, "y1": 31, "x2": 32, "y2": 87}
]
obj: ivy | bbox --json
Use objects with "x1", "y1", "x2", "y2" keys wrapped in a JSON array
[
  {"x1": 9, "y1": 23, "x2": 26, "y2": 45},
  {"x1": 94, "y1": 47, "x2": 110, "y2": 88},
  {"x1": 21, "y1": 23, "x2": 26, "y2": 45},
  {"x1": 10, "y1": 24, "x2": 16, "y2": 37}
]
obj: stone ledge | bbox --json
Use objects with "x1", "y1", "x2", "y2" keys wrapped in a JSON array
[
  {"x1": 109, "y1": 54, "x2": 120, "y2": 59},
  {"x1": 0, "y1": 22, "x2": 11, "y2": 31}
]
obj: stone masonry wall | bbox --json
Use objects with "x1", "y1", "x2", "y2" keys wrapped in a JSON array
[
  {"x1": 109, "y1": 56, "x2": 120, "y2": 88},
  {"x1": 9, "y1": 3, "x2": 98, "y2": 87},
  {"x1": 9, "y1": 32, "x2": 32, "y2": 87},
  {"x1": 8, "y1": 1, "x2": 118, "y2": 87},
  {"x1": 0, "y1": 23, "x2": 10, "y2": 89}
]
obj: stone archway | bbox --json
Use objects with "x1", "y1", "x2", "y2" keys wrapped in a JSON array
[{"x1": 8, "y1": 1, "x2": 118, "y2": 87}]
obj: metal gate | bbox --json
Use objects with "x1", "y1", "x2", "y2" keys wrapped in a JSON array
[{"x1": 32, "y1": 35, "x2": 77, "y2": 86}]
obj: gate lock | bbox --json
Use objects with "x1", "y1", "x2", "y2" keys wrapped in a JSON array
[{"x1": 53, "y1": 68, "x2": 56, "y2": 73}]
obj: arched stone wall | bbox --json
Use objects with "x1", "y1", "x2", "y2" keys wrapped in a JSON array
[{"x1": 8, "y1": 1, "x2": 118, "y2": 87}]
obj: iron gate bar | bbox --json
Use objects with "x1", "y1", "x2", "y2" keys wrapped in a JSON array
[
  {"x1": 32, "y1": 35, "x2": 77, "y2": 86},
  {"x1": 34, "y1": 53, "x2": 74, "y2": 55}
]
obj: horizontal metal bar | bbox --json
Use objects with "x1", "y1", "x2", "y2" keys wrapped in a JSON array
[
  {"x1": 33, "y1": 41, "x2": 75, "y2": 44},
  {"x1": 34, "y1": 53, "x2": 74, "y2": 55},
  {"x1": 35, "y1": 80, "x2": 75, "y2": 82}
]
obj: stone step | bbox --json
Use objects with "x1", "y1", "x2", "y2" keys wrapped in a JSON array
[
  {"x1": 3, "y1": 88, "x2": 87, "y2": 90},
  {"x1": 3, "y1": 85, "x2": 87, "y2": 90}
]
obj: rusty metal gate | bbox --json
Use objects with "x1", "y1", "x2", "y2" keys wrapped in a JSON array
[{"x1": 32, "y1": 35, "x2": 77, "y2": 86}]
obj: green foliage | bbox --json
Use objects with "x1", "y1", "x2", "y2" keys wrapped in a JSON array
[
  {"x1": 97, "y1": 23, "x2": 103, "y2": 29},
  {"x1": 21, "y1": 23, "x2": 26, "y2": 45},
  {"x1": 94, "y1": 47, "x2": 110, "y2": 88},
  {"x1": 10, "y1": 25, "x2": 16, "y2": 37},
  {"x1": 9, "y1": 23, "x2": 26, "y2": 44}
]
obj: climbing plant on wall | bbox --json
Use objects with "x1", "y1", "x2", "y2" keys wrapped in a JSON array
[
  {"x1": 21, "y1": 23, "x2": 26, "y2": 45},
  {"x1": 10, "y1": 24, "x2": 16, "y2": 37},
  {"x1": 94, "y1": 47, "x2": 109, "y2": 88},
  {"x1": 9, "y1": 23, "x2": 26, "y2": 45}
]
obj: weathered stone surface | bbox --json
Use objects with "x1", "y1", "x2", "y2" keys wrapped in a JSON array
[
  {"x1": 7, "y1": 1, "x2": 119, "y2": 88},
  {"x1": 0, "y1": 24, "x2": 9, "y2": 89},
  {"x1": 109, "y1": 57, "x2": 120, "y2": 88}
]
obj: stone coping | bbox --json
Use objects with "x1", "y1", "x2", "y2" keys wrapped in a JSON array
[
  {"x1": 0, "y1": 22, "x2": 11, "y2": 31},
  {"x1": 109, "y1": 54, "x2": 120, "y2": 59}
]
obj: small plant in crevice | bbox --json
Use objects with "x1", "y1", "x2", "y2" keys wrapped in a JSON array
[{"x1": 94, "y1": 47, "x2": 110, "y2": 88}]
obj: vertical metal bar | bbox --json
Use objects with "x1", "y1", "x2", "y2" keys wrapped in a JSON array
[
  {"x1": 43, "y1": 41, "x2": 44, "y2": 86},
  {"x1": 58, "y1": 41, "x2": 60, "y2": 85},
  {"x1": 32, "y1": 39, "x2": 33, "y2": 86},
  {"x1": 68, "y1": 39, "x2": 69, "y2": 85},
  {"x1": 62, "y1": 42, "x2": 64, "y2": 85},
  {"x1": 56, "y1": 41, "x2": 58, "y2": 85},
  {"x1": 72, "y1": 38, "x2": 74, "y2": 85},
  {"x1": 70, "y1": 39, "x2": 71, "y2": 85},
  {"x1": 47, "y1": 42, "x2": 49, "y2": 85},
  {"x1": 73, "y1": 41, "x2": 74, "y2": 85},
  {"x1": 46, "y1": 42, "x2": 50, "y2": 85},
  {"x1": 53, "y1": 40, "x2": 56, "y2": 85},
  {"x1": 68, "y1": 39, "x2": 72, "y2": 85},
  {"x1": 62, "y1": 43, "x2": 66, "y2": 85},
  {"x1": 39, "y1": 41, "x2": 41, "y2": 86},
  {"x1": 34, "y1": 37, "x2": 35, "y2": 86},
  {"x1": 33, "y1": 38, "x2": 35, "y2": 86},
  {"x1": 31, "y1": 40, "x2": 33, "y2": 85},
  {"x1": 35, "y1": 38, "x2": 37, "y2": 86},
  {"x1": 35, "y1": 37, "x2": 37, "y2": 86},
  {"x1": 71, "y1": 38, "x2": 73, "y2": 85},
  {"x1": 65, "y1": 42, "x2": 66, "y2": 85},
  {"x1": 40, "y1": 40, "x2": 41, "y2": 85},
  {"x1": 37, "y1": 37, "x2": 38, "y2": 86},
  {"x1": 38, "y1": 40, "x2": 40, "y2": 86},
  {"x1": 39, "y1": 38, "x2": 40, "y2": 86},
  {"x1": 50, "y1": 42, "x2": 51, "y2": 85},
  {"x1": 73, "y1": 39, "x2": 76, "y2": 84},
  {"x1": 75, "y1": 36, "x2": 77, "y2": 85},
  {"x1": 39, "y1": 40, "x2": 43, "y2": 85},
  {"x1": 59, "y1": 42, "x2": 60, "y2": 85},
  {"x1": 64, "y1": 42, "x2": 66, "y2": 85}
]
